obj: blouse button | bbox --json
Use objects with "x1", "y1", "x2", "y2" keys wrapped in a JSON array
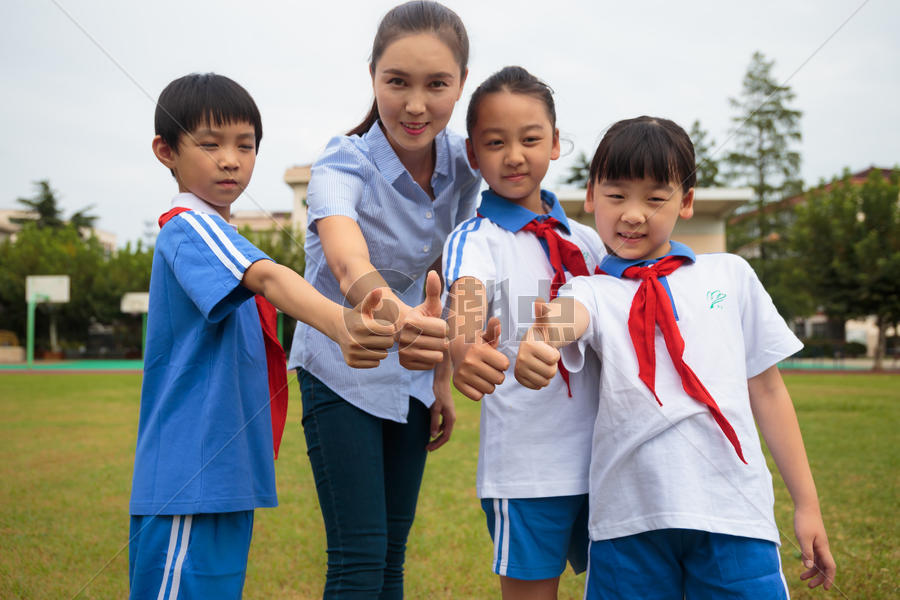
[
  {"x1": 425, "y1": 211, "x2": 433, "y2": 219},
  {"x1": 423, "y1": 245, "x2": 430, "y2": 253}
]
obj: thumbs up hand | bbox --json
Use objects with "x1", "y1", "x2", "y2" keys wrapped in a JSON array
[
  {"x1": 397, "y1": 270, "x2": 450, "y2": 370},
  {"x1": 515, "y1": 298, "x2": 561, "y2": 390},
  {"x1": 452, "y1": 317, "x2": 510, "y2": 401},
  {"x1": 338, "y1": 287, "x2": 397, "y2": 368}
]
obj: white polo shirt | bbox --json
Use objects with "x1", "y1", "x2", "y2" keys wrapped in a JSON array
[
  {"x1": 443, "y1": 189, "x2": 607, "y2": 499},
  {"x1": 559, "y1": 247, "x2": 803, "y2": 543}
]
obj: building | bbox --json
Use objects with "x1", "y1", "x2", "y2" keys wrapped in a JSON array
[
  {"x1": 557, "y1": 186, "x2": 752, "y2": 254},
  {"x1": 0, "y1": 209, "x2": 117, "y2": 251},
  {"x1": 231, "y1": 165, "x2": 310, "y2": 239},
  {"x1": 280, "y1": 164, "x2": 751, "y2": 255}
]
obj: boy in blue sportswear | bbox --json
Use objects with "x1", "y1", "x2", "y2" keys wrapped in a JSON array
[{"x1": 129, "y1": 73, "x2": 394, "y2": 599}]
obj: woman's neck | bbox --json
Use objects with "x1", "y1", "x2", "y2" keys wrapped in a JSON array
[{"x1": 384, "y1": 127, "x2": 437, "y2": 199}]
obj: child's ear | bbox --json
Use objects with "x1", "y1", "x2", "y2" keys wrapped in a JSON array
[
  {"x1": 550, "y1": 128, "x2": 561, "y2": 161},
  {"x1": 152, "y1": 135, "x2": 177, "y2": 169},
  {"x1": 584, "y1": 182, "x2": 595, "y2": 214},
  {"x1": 465, "y1": 138, "x2": 479, "y2": 171},
  {"x1": 679, "y1": 187, "x2": 695, "y2": 220}
]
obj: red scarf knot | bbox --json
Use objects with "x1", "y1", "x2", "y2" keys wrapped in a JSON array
[
  {"x1": 622, "y1": 255, "x2": 746, "y2": 463},
  {"x1": 520, "y1": 216, "x2": 590, "y2": 397}
]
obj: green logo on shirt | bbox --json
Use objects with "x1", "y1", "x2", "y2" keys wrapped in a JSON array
[{"x1": 707, "y1": 290, "x2": 726, "y2": 309}]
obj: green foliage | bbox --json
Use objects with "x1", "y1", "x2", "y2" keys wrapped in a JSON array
[
  {"x1": 239, "y1": 225, "x2": 306, "y2": 275},
  {"x1": 0, "y1": 224, "x2": 152, "y2": 353},
  {"x1": 794, "y1": 339, "x2": 868, "y2": 359},
  {"x1": 563, "y1": 150, "x2": 591, "y2": 188},
  {"x1": 688, "y1": 119, "x2": 723, "y2": 188},
  {"x1": 725, "y1": 51, "x2": 803, "y2": 268},
  {"x1": 12, "y1": 180, "x2": 65, "y2": 229},
  {"x1": 238, "y1": 225, "x2": 306, "y2": 352},
  {"x1": 723, "y1": 51, "x2": 807, "y2": 320},
  {"x1": 792, "y1": 169, "x2": 900, "y2": 367},
  {"x1": 13, "y1": 179, "x2": 97, "y2": 231}
]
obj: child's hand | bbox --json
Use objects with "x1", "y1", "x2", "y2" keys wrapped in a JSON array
[
  {"x1": 397, "y1": 270, "x2": 450, "y2": 370},
  {"x1": 427, "y1": 375, "x2": 456, "y2": 451},
  {"x1": 795, "y1": 505, "x2": 836, "y2": 590},
  {"x1": 453, "y1": 317, "x2": 509, "y2": 401},
  {"x1": 338, "y1": 288, "x2": 396, "y2": 368},
  {"x1": 514, "y1": 299, "x2": 560, "y2": 390}
]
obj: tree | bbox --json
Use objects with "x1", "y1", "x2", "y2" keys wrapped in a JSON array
[
  {"x1": 688, "y1": 120, "x2": 723, "y2": 188},
  {"x1": 0, "y1": 180, "x2": 153, "y2": 355},
  {"x1": 792, "y1": 169, "x2": 900, "y2": 370},
  {"x1": 563, "y1": 151, "x2": 591, "y2": 188},
  {"x1": 69, "y1": 206, "x2": 99, "y2": 231},
  {"x1": 724, "y1": 51, "x2": 802, "y2": 272},
  {"x1": 723, "y1": 52, "x2": 804, "y2": 325},
  {"x1": 12, "y1": 180, "x2": 98, "y2": 234},
  {"x1": 12, "y1": 180, "x2": 65, "y2": 229},
  {"x1": 852, "y1": 170, "x2": 900, "y2": 370}
]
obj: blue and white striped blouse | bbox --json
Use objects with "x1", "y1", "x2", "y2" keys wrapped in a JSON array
[{"x1": 287, "y1": 122, "x2": 481, "y2": 422}]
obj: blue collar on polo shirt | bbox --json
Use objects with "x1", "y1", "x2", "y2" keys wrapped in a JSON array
[
  {"x1": 477, "y1": 188, "x2": 571, "y2": 233},
  {"x1": 599, "y1": 240, "x2": 696, "y2": 320},
  {"x1": 365, "y1": 121, "x2": 451, "y2": 186}
]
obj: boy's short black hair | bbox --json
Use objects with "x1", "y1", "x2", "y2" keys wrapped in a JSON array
[
  {"x1": 589, "y1": 116, "x2": 695, "y2": 193},
  {"x1": 154, "y1": 73, "x2": 263, "y2": 152}
]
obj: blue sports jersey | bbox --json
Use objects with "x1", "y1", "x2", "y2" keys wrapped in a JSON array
[{"x1": 130, "y1": 195, "x2": 277, "y2": 515}]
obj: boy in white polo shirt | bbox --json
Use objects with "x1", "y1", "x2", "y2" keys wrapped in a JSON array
[
  {"x1": 129, "y1": 73, "x2": 394, "y2": 599},
  {"x1": 444, "y1": 67, "x2": 606, "y2": 599},
  {"x1": 515, "y1": 116, "x2": 836, "y2": 599}
]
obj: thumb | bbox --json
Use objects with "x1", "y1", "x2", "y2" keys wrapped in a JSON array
[
  {"x1": 530, "y1": 298, "x2": 551, "y2": 342},
  {"x1": 482, "y1": 317, "x2": 502, "y2": 348},
  {"x1": 422, "y1": 270, "x2": 443, "y2": 317},
  {"x1": 359, "y1": 288, "x2": 383, "y2": 319},
  {"x1": 799, "y1": 536, "x2": 815, "y2": 570}
]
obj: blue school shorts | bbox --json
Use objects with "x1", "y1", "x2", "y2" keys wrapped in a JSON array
[
  {"x1": 585, "y1": 528, "x2": 789, "y2": 599},
  {"x1": 482, "y1": 495, "x2": 589, "y2": 580},
  {"x1": 129, "y1": 511, "x2": 254, "y2": 600}
]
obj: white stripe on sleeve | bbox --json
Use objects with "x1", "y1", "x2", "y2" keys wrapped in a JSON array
[
  {"x1": 445, "y1": 218, "x2": 479, "y2": 283},
  {"x1": 197, "y1": 213, "x2": 252, "y2": 269},
  {"x1": 180, "y1": 213, "x2": 243, "y2": 280}
]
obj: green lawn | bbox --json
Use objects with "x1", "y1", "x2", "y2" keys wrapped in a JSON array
[{"x1": 0, "y1": 373, "x2": 897, "y2": 599}]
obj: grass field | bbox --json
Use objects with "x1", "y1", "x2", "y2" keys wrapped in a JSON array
[{"x1": 0, "y1": 372, "x2": 897, "y2": 599}]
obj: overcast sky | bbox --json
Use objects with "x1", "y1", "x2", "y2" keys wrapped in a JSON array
[{"x1": 3, "y1": 0, "x2": 898, "y2": 246}]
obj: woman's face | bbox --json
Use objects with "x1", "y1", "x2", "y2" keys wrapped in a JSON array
[{"x1": 372, "y1": 32, "x2": 466, "y2": 164}]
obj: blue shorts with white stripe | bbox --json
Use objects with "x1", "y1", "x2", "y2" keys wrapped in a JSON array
[
  {"x1": 482, "y1": 495, "x2": 589, "y2": 581},
  {"x1": 129, "y1": 511, "x2": 253, "y2": 600}
]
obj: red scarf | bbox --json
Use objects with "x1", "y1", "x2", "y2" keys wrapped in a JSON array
[
  {"x1": 621, "y1": 255, "x2": 746, "y2": 463},
  {"x1": 159, "y1": 207, "x2": 288, "y2": 459},
  {"x1": 520, "y1": 216, "x2": 590, "y2": 397}
]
